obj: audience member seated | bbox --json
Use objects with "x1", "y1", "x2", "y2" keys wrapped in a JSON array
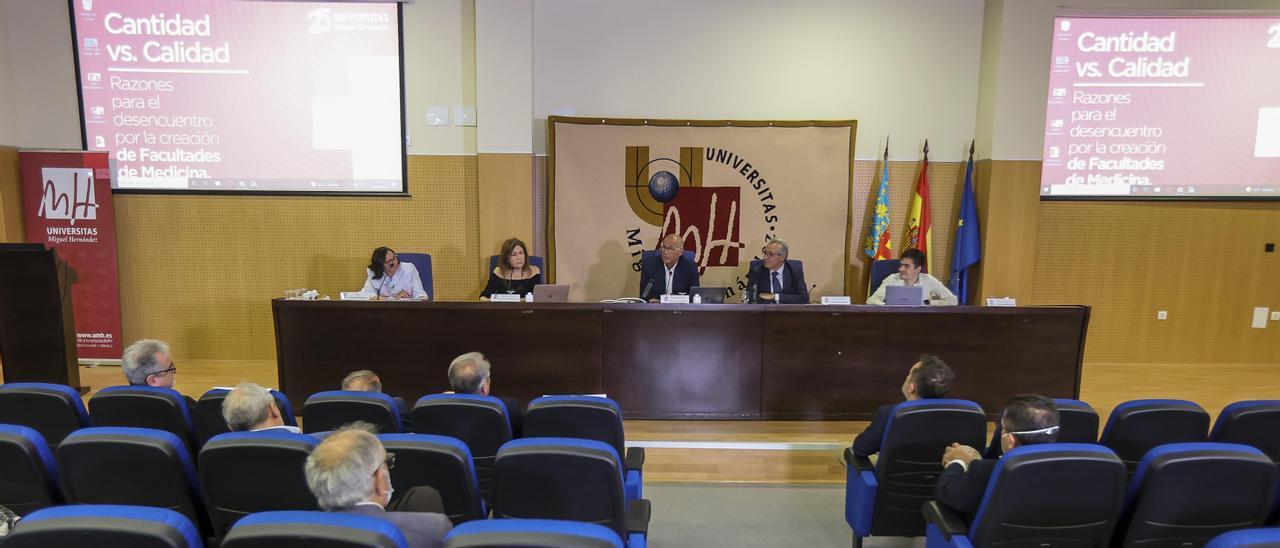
[
  {"x1": 640, "y1": 233, "x2": 699, "y2": 301},
  {"x1": 746, "y1": 239, "x2": 810, "y2": 304},
  {"x1": 480, "y1": 237, "x2": 543, "y2": 300},
  {"x1": 449, "y1": 352, "x2": 523, "y2": 438},
  {"x1": 851, "y1": 355, "x2": 955, "y2": 457},
  {"x1": 223, "y1": 382, "x2": 301, "y2": 433},
  {"x1": 343, "y1": 369, "x2": 412, "y2": 430},
  {"x1": 867, "y1": 248, "x2": 957, "y2": 305},
  {"x1": 362, "y1": 246, "x2": 428, "y2": 300},
  {"x1": 122, "y1": 338, "x2": 196, "y2": 409},
  {"x1": 305, "y1": 424, "x2": 452, "y2": 548},
  {"x1": 934, "y1": 394, "x2": 1060, "y2": 525}
]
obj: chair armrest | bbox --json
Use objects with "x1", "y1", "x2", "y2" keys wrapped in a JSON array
[
  {"x1": 846, "y1": 447, "x2": 874, "y2": 473},
  {"x1": 923, "y1": 501, "x2": 968, "y2": 538},
  {"x1": 625, "y1": 447, "x2": 645, "y2": 471},
  {"x1": 627, "y1": 498, "x2": 652, "y2": 534}
]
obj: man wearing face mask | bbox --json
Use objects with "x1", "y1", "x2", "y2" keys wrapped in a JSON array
[{"x1": 305, "y1": 424, "x2": 452, "y2": 548}]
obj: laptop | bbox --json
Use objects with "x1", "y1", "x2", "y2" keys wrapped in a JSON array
[
  {"x1": 884, "y1": 285, "x2": 925, "y2": 306},
  {"x1": 690, "y1": 286, "x2": 728, "y2": 304},
  {"x1": 533, "y1": 284, "x2": 569, "y2": 303}
]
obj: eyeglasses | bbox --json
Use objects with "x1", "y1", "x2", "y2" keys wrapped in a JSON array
[
  {"x1": 762, "y1": 248, "x2": 785, "y2": 257},
  {"x1": 148, "y1": 365, "x2": 176, "y2": 378},
  {"x1": 384, "y1": 452, "x2": 396, "y2": 470},
  {"x1": 383, "y1": 257, "x2": 398, "y2": 266},
  {"x1": 659, "y1": 245, "x2": 682, "y2": 252}
]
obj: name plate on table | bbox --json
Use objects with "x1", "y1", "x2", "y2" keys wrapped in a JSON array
[
  {"x1": 986, "y1": 297, "x2": 1017, "y2": 307},
  {"x1": 340, "y1": 291, "x2": 374, "y2": 301},
  {"x1": 659, "y1": 294, "x2": 691, "y2": 304},
  {"x1": 820, "y1": 296, "x2": 852, "y2": 305},
  {"x1": 490, "y1": 293, "x2": 522, "y2": 303}
]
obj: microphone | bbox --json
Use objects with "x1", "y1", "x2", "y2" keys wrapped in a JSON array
[
  {"x1": 641, "y1": 279, "x2": 654, "y2": 301},
  {"x1": 807, "y1": 284, "x2": 818, "y2": 304},
  {"x1": 744, "y1": 281, "x2": 758, "y2": 304}
]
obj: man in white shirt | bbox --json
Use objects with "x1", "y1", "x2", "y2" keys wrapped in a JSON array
[
  {"x1": 222, "y1": 381, "x2": 301, "y2": 433},
  {"x1": 361, "y1": 247, "x2": 428, "y2": 300},
  {"x1": 305, "y1": 425, "x2": 452, "y2": 548},
  {"x1": 867, "y1": 248, "x2": 958, "y2": 305}
]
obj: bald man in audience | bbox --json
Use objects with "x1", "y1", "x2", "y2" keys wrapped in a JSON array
[
  {"x1": 343, "y1": 369, "x2": 412, "y2": 429},
  {"x1": 222, "y1": 382, "x2": 300, "y2": 433},
  {"x1": 305, "y1": 424, "x2": 451, "y2": 548},
  {"x1": 122, "y1": 338, "x2": 197, "y2": 410},
  {"x1": 449, "y1": 352, "x2": 522, "y2": 438}
]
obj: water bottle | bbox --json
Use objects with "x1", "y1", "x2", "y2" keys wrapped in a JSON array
[
  {"x1": 693, "y1": 293, "x2": 702, "y2": 304},
  {"x1": 525, "y1": 291, "x2": 534, "y2": 302}
]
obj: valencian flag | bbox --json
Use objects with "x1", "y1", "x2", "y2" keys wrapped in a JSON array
[
  {"x1": 905, "y1": 140, "x2": 932, "y2": 272},
  {"x1": 864, "y1": 139, "x2": 892, "y2": 260},
  {"x1": 950, "y1": 141, "x2": 981, "y2": 304}
]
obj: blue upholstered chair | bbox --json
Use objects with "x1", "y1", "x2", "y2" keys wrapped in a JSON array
[
  {"x1": 1113, "y1": 443, "x2": 1277, "y2": 547},
  {"x1": 0, "y1": 382, "x2": 91, "y2": 448},
  {"x1": 846, "y1": 399, "x2": 987, "y2": 547},
  {"x1": 493, "y1": 438, "x2": 650, "y2": 547},
  {"x1": 524, "y1": 396, "x2": 644, "y2": 500},
  {"x1": 378, "y1": 433, "x2": 487, "y2": 524},
  {"x1": 5, "y1": 504, "x2": 205, "y2": 548},
  {"x1": 413, "y1": 394, "x2": 513, "y2": 501},
  {"x1": 924, "y1": 444, "x2": 1127, "y2": 548},
  {"x1": 0, "y1": 423, "x2": 62, "y2": 514},
  {"x1": 868, "y1": 259, "x2": 901, "y2": 297},
  {"x1": 221, "y1": 510, "x2": 407, "y2": 548},
  {"x1": 303, "y1": 390, "x2": 403, "y2": 434},
  {"x1": 195, "y1": 388, "x2": 296, "y2": 446},
  {"x1": 198, "y1": 430, "x2": 320, "y2": 538},
  {"x1": 396, "y1": 252, "x2": 434, "y2": 301},
  {"x1": 88, "y1": 385, "x2": 198, "y2": 451},
  {"x1": 1211, "y1": 400, "x2": 1280, "y2": 462},
  {"x1": 1206, "y1": 528, "x2": 1280, "y2": 548},
  {"x1": 1099, "y1": 399, "x2": 1209, "y2": 477},
  {"x1": 56, "y1": 426, "x2": 210, "y2": 535},
  {"x1": 445, "y1": 518, "x2": 626, "y2": 548}
]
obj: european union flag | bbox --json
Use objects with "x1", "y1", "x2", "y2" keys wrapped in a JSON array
[{"x1": 950, "y1": 142, "x2": 980, "y2": 304}]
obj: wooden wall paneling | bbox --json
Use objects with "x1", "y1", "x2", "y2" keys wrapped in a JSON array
[
  {"x1": 0, "y1": 147, "x2": 23, "y2": 243},
  {"x1": 973, "y1": 159, "x2": 1041, "y2": 304},
  {"x1": 478, "y1": 153, "x2": 535, "y2": 264}
]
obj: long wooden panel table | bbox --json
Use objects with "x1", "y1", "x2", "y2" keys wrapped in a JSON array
[{"x1": 273, "y1": 301, "x2": 1089, "y2": 420}]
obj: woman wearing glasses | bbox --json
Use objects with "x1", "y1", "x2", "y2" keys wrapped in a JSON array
[
  {"x1": 480, "y1": 237, "x2": 542, "y2": 300},
  {"x1": 362, "y1": 247, "x2": 428, "y2": 300}
]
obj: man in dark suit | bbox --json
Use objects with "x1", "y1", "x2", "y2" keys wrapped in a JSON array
[
  {"x1": 305, "y1": 425, "x2": 452, "y2": 548},
  {"x1": 640, "y1": 233, "x2": 700, "y2": 302},
  {"x1": 122, "y1": 338, "x2": 199, "y2": 412},
  {"x1": 449, "y1": 352, "x2": 522, "y2": 438},
  {"x1": 745, "y1": 239, "x2": 809, "y2": 304},
  {"x1": 934, "y1": 394, "x2": 1060, "y2": 525},
  {"x1": 850, "y1": 355, "x2": 954, "y2": 457}
]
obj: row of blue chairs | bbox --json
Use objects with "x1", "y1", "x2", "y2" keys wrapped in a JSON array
[
  {"x1": 844, "y1": 398, "x2": 1280, "y2": 547},
  {"x1": 0, "y1": 425, "x2": 650, "y2": 545},
  {"x1": 4, "y1": 505, "x2": 634, "y2": 548},
  {"x1": 0, "y1": 384, "x2": 644, "y2": 501}
]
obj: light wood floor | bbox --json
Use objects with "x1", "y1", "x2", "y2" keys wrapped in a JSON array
[{"x1": 8, "y1": 360, "x2": 1277, "y2": 484}]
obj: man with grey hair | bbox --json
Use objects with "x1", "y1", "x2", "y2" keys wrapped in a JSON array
[
  {"x1": 122, "y1": 338, "x2": 196, "y2": 409},
  {"x1": 221, "y1": 382, "x2": 299, "y2": 433},
  {"x1": 342, "y1": 369, "x2": 411, "y2": 429},
  {"x1": 745, "y1": 239, "x2": 810, "y2": 303},
  {"x1": 305, "y1": 425, "x2": 451, "y2": 547},
  {"x1": 448, "y1": 352, "x2": 522, "y2": 437}
]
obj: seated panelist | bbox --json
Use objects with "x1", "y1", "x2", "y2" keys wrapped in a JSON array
[
  {"x1": 361, "y1": 246, "x2": 428, "y2": 300},
  {"x1": 746, "y1": 239, "x2": 809, "y2": 304},
  {"x1": 867, "y1": 248, "x2": 957, "y2": 305},
  {"x1": 480, "y1": 237, "x2": 542, "y2": 300},
  {"x1": 640, "y1": 233, "x2": 700, "y2": 302}
]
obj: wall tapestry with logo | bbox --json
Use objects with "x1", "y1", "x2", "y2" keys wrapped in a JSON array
[
  {"x1": 548, "y1": 118, "x2": 856, "y2": 302},
  {"x1": 20, "y1": 150, "x2": 123, "y2": 361}
]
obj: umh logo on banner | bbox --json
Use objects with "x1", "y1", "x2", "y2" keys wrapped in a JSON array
[{"x1": 20, "y1": 151, "x2": 123, "y2": 361}]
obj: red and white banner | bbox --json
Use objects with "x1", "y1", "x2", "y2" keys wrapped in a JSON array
[{"x1": 20, "y1": 150, "x2": 123, "y2": 361}]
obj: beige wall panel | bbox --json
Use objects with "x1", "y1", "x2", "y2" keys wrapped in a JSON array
[
  {"x1": 478, "y1": 152, "x2": 534, "y2": 264},
  {"x1": 1033, "y1": 201, "x2": 1280, "y2": 364},
  {"x1": 113, "y1": 156, "x2": 479, "y2": 360},
  {"x1": 973, "y1": 160, "x2": 1040, "y2": 303},
  {"x1": 0, "y1": 147, "x2": 21, "y2": 242}
]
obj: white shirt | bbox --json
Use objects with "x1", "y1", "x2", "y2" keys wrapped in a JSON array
[
  {"x1": 867, "y1": 272, "x2": 958, "y2": 305},
  {"x1": 251, "y1": 425, "x2": 301, "y2": 434},
  {"x1": 665, "y1": 265, "x2": 676, "y2": 295},
  {"x1": 361, "y1": 262, "x2": 428, "y2": 299}
]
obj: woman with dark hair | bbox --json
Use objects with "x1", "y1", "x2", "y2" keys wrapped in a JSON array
[
  {"x1": 361, "y1": 246, "x2": 427, "y2": 300},
  {"x1": 480, "y1": 238, "x2": 542, "y2": 300}
]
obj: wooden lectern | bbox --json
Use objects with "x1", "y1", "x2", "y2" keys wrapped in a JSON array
[{"x1": 0, "y1": 243, "x2": 84, "y2": 392}]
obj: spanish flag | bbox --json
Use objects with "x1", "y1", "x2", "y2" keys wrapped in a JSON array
[{"x1": 905, "y1": 140, "x2": 932, "y2": 272}]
